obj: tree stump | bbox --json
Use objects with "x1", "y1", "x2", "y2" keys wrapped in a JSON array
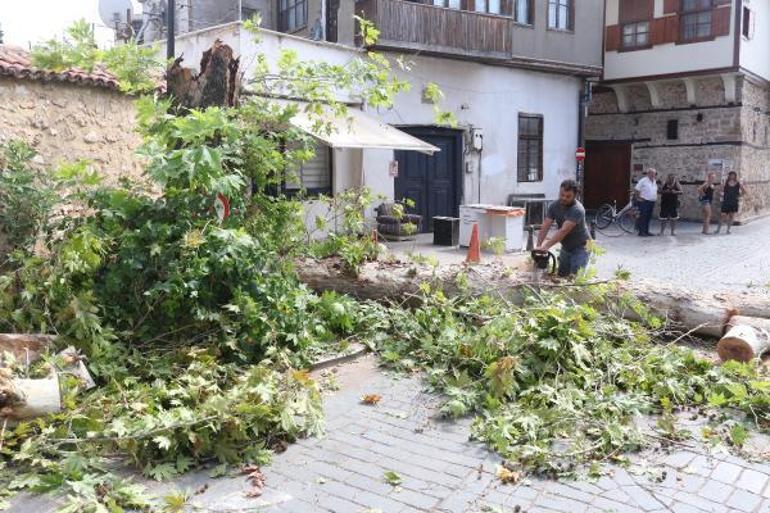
[{"x1": 717, "y1": 316, "x2": 770, "y2": 362}]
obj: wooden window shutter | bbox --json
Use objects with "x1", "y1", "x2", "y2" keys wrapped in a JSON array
[
  {"x1": 664, "y1": 14, "x2": 679, "y2": 42},
  {"x1": 620, "y1": 0, "x2": 652, "y2": 23},
  {"x1": 606, "y1": 24, "x2": 621, "y2": 51},
  {"x1": 712, "y1": 6, "x2": 731, "y2": 36},
  {"x1": 663, "y1": 0, "x2": 679, "y2": 14},
  {"x1": 651, "y1": 17, "x2": 667, "y2": 45}
]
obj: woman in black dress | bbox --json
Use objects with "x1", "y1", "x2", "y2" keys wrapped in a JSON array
[
  {"x1": 659, "y1": 174, "x2": 682, "y2": 235},
  {"x1": 717, "y1": 171, "x2": 748, "y2": 234},
  {"x1": 697, "y1": 172, "x2": 717, "y2": 234}
]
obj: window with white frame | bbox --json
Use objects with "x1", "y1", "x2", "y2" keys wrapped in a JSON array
[
  {"x1": 473, "y1": 0, "x2": 502, "y2": 15},
  {"x1": 622, "y1": 21, "x2": 650, "y2": 48},
  {"x1": 547, "y1": 0, "x2": 572, "y2": 30},
  {"x1": 681, "y1": 0, "x2": 712, "y2": 41},
  {"x1": 514, "y1": 0, "x2": 532, "y2": 24},
  {"x1": 278, "y1": 0, "x2": 308, "y2": 33}
]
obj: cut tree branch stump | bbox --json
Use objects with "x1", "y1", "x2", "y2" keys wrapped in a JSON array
[
  {"x1": 295, "y1": 257, "x2": 770, "y2": 339},
  {"x1": 0, "y1": 334, "x2": 56, "y2": 366},
  {"x1": 717, "y1": 316, "x2": 770, "y2": 362},
  {"x1": 167, "y1": 39, "x2": 241, "y2": 110}
]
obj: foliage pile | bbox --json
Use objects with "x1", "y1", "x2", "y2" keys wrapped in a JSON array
[
  {"x1": 350, "y1": 285, "x2": 770, "y2": 477},
  {"x1": 0, "y1": 18, "x2": 452, "y2": 511}
]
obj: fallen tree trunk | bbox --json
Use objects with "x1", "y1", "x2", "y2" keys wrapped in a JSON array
[
  {"x1": 295, "y1": 258, "x2": 770, "y2": 338},
  {"x1": 717, "y1": 316, "x2": 770, "y2": 362},
  {"x1": 0, "y1": 375, "x2": 60, "y2": 421}
]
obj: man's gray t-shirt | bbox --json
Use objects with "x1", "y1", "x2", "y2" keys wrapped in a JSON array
[{"x1": 546, "y1": 200, "x2": 589, "y2": 251}]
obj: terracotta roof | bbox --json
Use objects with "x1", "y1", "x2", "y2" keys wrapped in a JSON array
[{"x1": 0, "y1": 45, "x2": 120, "y2": 90}]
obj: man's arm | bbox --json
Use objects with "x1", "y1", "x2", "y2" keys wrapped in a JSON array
[
  {"x1": 536, "y1": 217, "x2": 554, "y2": 247},
  {"x1": 540, "y1": 220, "x2": 577, "y2": 251}
]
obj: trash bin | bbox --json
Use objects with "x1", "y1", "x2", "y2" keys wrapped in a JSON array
[{"x1": 433, "y1": 216, "x2": 460, "y2": 246}]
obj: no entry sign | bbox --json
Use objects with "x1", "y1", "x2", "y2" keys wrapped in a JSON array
[{"x1": 575, "y1": 147, "x2": 586, "y2": 161}]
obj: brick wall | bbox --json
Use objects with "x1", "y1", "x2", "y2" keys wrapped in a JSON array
[{"x1": 0, "y1": 77, "x2": 141, "y2": 183}]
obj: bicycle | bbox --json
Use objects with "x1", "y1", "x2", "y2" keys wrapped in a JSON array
[{"x1": 594, "y1": 193, "x2": 638, "y2": 234}]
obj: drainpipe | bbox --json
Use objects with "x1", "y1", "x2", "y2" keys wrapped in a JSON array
[
  {"x1": 166, "y1": 0, "x2": 175, "y2": 60},
  {"x1": 576, "y1": 79, "x2": 591, "y2": 199}
]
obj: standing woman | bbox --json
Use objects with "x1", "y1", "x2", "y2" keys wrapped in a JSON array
[
  {"x1": 697, "y1": 172, "x2": 717, "y2": 234},
  {"x1": 659, "y1": 173, "x2": 683, "y2": 235},
  {"x1": 717, "y1": 171, "x2": 748, "y2": 234}
]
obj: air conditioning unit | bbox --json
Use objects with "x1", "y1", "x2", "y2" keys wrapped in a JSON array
[{"x1": 507, "y1": 194, "x2": 550, "y2": 227}]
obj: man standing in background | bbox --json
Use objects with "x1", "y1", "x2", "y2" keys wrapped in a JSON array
[{"x1": 634, "y1": 168, "x2": 658, "y2": 237}]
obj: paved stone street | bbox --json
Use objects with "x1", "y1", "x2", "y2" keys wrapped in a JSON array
[
  {"x1": 124, "y1": 355, "x2": 767, "y2": 513},
  {"x1": 11, "y1": 355, "x2": 770, "y2": 513},
  {"x1": 593, "y1": 219, "x2": 770, "y2": 295}
]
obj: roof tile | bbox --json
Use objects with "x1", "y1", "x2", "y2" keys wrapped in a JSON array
[{"x1": 0, "y1": 44, "x2": 120, "y2": 91}]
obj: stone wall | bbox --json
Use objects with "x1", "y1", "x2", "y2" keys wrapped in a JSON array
[
  {"x1": 738, "y1": 78, "x2": 770, "y2": 218},
  {"x1": 586, "y1": 74, "x2": 770, "y2": 223},
  {"x1": 0, "y1": 77, "x2": 141, "y2": 183}
]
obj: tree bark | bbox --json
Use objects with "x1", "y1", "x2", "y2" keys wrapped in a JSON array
[
  {"x1": 717, "y1": 316, "x2": 770, "y2": 362},
  {"x1": 295, "y1": 258, "x2": 770, "y2": 338},
  {"x1": 0, "y1": 334, "x2": 56, "y2": 366},
  {"x1": 167, "y1": 39, "x2": 241, "y2": 110}
]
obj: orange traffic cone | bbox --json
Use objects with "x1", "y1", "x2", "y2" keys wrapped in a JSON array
[{"x1": 466, "y1": 223, "x2": 481, "y2": 264}]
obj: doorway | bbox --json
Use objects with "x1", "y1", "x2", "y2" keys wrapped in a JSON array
[
  {"x1": 394, "y1": 127, "x2": 463, "y2": 233},
  {"x1": 583, "y1": 141, "x2": 632, "y2": 209}
]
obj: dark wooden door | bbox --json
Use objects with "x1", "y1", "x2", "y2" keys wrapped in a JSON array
[
  {"x1": 583, "y1": 141, "x2": 632, "y2": 209},
  {"x1": 394, "y1": 127, "x2": 462, "y2": 232},
  {"x1": 326, "y1": 0, "x2": 339, "y2": 42}
]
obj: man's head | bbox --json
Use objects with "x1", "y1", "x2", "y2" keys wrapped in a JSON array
[
  {"x1": 646, "y1": 168, "x2": 657, "y2": 181},
  {"x1": 558, "y1": 179, "x2": 580, "y2": 206}
]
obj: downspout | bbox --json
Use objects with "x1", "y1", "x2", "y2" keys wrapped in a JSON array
[{"x1": 576, "y1": 79, "x2": 589, "y2": 198}]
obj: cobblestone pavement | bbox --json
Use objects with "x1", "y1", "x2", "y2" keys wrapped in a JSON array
[
  {"x1": 191, "y1": 356, "x2": 769, "y2": 513},
  {"x1": 593, "y1": 219, "x2": 770, "y2": 294},
  {"x1": 11, "y1": 355, "x2": 770, "y2": 512}
]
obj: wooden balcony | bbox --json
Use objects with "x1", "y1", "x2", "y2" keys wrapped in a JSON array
[{"x1": 356, "y1": 0, "x2": 513, "y2": 60}]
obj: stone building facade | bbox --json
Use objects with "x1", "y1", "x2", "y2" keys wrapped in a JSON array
[
  {"x1": 586, "y1": 0, "x2": 770, "y2": 224},
  {"x1": 0, "y1": 45, "x2": 141, "y2": 183},
  {"x1": 586, "y1": 75, "x2": 769, "y2": 221}
]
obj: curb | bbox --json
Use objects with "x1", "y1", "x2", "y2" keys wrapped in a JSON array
[{"x1": 309, "y1": 343, "x2": 369, "y2": 371}]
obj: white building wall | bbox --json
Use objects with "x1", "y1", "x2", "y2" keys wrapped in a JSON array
[
  {"x1": 168, "y1": 23, "x2": 581, "y2": 215},
  {"x1": 740, "y1": 0, "x2": 770, "y2": 81},
  {"x1": 376, "y1": 55, "x2": 580, "y2": 205}
]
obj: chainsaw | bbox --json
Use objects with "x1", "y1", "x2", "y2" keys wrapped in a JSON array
[{"x1": 530, "y1": 249, "x2": 557, "y2": 275}]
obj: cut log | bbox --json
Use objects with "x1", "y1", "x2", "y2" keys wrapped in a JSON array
[
  {"x1": 0, "y1": 374, "x2": 61, "y2": 421},
  {"x1": 295, "y1": 257, "x2": 770, "y2": 338},
  {"x1": 0, "y1": 334, "x2": 56, "y2": 366},
  {"x1": 717, "y1": 316, "x2": 770, "y2": 362},
  {"x1": 167, "y1": 39, "x2": 241, "y2": 110}
]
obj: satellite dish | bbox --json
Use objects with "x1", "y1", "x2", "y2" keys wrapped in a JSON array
[{"x1": 98, "y1": 0, "x2": 133, "y2": 28}]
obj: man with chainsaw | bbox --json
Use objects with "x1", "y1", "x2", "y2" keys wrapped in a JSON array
[{"x1": 535, "y1": 179, "x2": 590, "y2": 277}]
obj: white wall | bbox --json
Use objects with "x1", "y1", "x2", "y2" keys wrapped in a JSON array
[
  {"x1": 376, "y1": 55, "x2": 581, "y2": 204},
  {"x1": 604, "y1": 39, "x2": 734, "y2": 81},
  {"x1": 740, "y1": 0, "x2": 770, "y2": 81},
  {"x1": 169, "y1": 23, "x2": 582, "y2": 213}
]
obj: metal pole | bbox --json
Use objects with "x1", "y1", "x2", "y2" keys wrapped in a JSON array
[{"x1": 166, "y1": 0, "x2": 175, "y2": 60}]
